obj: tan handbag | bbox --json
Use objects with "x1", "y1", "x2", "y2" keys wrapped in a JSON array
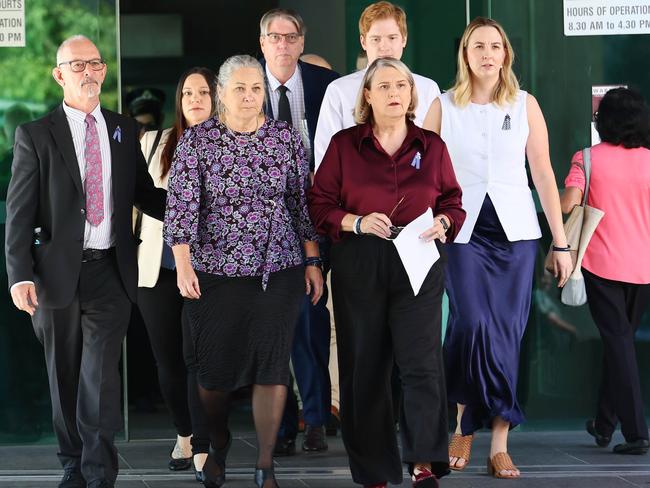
[{"x1": 544, "y1": 148, "x2": 604, "y2": 306}]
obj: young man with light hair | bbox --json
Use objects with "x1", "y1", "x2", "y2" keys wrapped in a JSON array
[{"x1": 314, "y1": 1, "x2": 440, "y2": 171}]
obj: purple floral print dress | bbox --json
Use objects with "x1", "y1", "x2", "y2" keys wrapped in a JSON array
[{"x1": 163, "y1": 117, "x2": 318, "y2": 289}]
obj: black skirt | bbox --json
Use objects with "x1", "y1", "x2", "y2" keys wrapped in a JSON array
[{"x1": 184, "y1": 266, "x2": 304, "y2": 391}]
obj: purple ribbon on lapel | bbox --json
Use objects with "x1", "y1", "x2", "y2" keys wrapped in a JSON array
[
  {"x1": 112, "y1": 126, "x2": 122, "y2": 142},
  {"x1": 411, "y1": 151, "x2": 421, "y2": 170}
]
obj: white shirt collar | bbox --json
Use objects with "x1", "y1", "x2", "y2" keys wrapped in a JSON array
[
  {"x1": 62, "y1": 101, "x2": 102, "y2": 123},
  {"x1": 265, "y1": 63, "x2": 301, "y2": 93}
]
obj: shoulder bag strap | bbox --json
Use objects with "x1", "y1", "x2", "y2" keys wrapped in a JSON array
[
  {"x1": 581, "y1": 147, "x2": 592, "y2": 206},
  {"x1": 135, "y1": 129, "x2": 164, "y2": 239},
  {"x1": 147, "y1": 129, "x2": 164, "y2": 167}
]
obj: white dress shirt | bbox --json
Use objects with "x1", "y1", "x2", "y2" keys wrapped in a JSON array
[
  {"x1": 439, "y1": 90, "x2": 541, "y2": 243},
  {"x1": 314, "y1": 68, "x2": 441, "y2": 171},
  {"x1": 62, "y1": 102, "x2": 114, "y2": 249},
  {"x1": 265, "y1": 64, "x2": 311, "y2": 158}
]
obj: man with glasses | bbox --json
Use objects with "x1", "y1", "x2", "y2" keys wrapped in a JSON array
[
  {"x1": 258, "y1": 8, "x2": 339, "y2": 457},
  {"x1": 5, "y1": 35, "x2": 165, "y2": 488}
]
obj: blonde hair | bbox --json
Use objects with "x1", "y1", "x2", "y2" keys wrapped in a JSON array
[
  {"x1": 354, "y1": 57, "x2": 417, "y2": 125},
  {"x1": 451, "y1": 17, "x2": 519, "y2": 108},
  {"x1": 359, "y1": 1, "x2": 407, "y2": 38}
]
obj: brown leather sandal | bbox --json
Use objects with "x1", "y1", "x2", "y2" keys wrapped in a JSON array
[
  {"x1": 487, "y1": 452, "x2": 520, "y2": 479},
  {"x1": 448, "y1": 433, "x2": 474, "y2": 471}
]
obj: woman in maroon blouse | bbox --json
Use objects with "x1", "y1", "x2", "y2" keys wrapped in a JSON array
[{"x1": 310, "y1": 57, "x2": 465, "y2": 488}]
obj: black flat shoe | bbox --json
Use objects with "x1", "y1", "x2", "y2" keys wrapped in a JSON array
[
  {"x1": 195, "y1": 469, "x2": 204, "y2": 482},
  {"x1": 585, "y1": 419, "x2": 612, "y2": 447},
  {"x1": 168, "y1": 453, "x2": 192, "y2": 471},
  {"x1": 254, "y1": 467, "x2": 279, "y2": 488},
  {"x1": 613, "y1": 439, "x2": 650, "y2": 455},
  {"x1": 203, "y1": 432, "x2": 232, "y2": 488}
]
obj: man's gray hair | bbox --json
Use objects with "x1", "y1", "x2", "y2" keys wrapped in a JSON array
[
  {"x1": 259, "y1": 8, "x2": 306, "y2": 36},
  {"x1": 55, "y1": 35, "x2": 96, "y2": 65},
  {"x1": 216, "y1": 55, "x2": 265, "y2": 119}
]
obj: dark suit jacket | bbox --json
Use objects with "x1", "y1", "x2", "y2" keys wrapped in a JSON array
[
  {"x1": 261, "y1": 60, "x2": 339, "y2": 171},
  {"x1": 5, "y1": 104, "x2": 166, "y2": 308}
]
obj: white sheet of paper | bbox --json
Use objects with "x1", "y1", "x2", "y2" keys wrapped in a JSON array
[{"x1": 392, "y1": 208, "x2": 440, "y2": 296}]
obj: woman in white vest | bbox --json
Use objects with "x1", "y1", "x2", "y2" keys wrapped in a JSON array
[
  {"x1": 423, "y1": 17, "x2": 572, "y2": 478},
  {"x1": 136, "y1": 67, "x2": 216, "y2": 481}
]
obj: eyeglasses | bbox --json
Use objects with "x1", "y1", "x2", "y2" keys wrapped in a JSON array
[
  {"x1": 387, "y1": 195, "x2": 405, "y2": 240},
  {"x1": 264, "y1": 33, "x2": 303, "y2": 44},
  {"x1": 58, "y1": 59, "x2": 105, "y2": 72}
]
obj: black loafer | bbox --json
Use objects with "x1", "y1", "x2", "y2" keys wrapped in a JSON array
[
  {"x1": 613, "y1": 439, "x2": 650, "y2": 455},
  {"x1": 59, "y1": 467, "x2": 85, "y2": 488},
  {"x1": 273, "y1": 436, "x2": 296, "y2": 457},
  {"x1": 302, "y1": 425, "x2": 328, "y2": 452},
  {"x1": 586, "y1": 419, "x2": 612, "y2": 447}
]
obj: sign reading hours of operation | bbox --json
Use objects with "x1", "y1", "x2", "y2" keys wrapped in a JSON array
[
  {"x1": 0, "y1": 0, "x2": 24, "y2": 47},
  {"x1": 564, "y1": 0, "x2": 650, "y2": 35}
]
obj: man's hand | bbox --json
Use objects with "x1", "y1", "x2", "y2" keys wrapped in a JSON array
[{"x1": 11, "y1": 283, "x2": 38, "y2": 316}]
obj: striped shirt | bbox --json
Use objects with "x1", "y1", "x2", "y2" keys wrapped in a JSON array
[
  {"x1": 62, "y1": 102, "x2": 114, "y2": 249},
  {"x1": 265, "y1": 64, "x2": 311, "y2": 159}
]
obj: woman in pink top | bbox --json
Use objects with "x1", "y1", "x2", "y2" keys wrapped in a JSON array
[{"x1": 561, "y1": 87, "x2": 650, "y2": 456}]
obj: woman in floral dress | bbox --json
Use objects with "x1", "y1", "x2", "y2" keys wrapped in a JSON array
[{"x1": 164, "y1": 55, "x2": 323, "y2": 488}]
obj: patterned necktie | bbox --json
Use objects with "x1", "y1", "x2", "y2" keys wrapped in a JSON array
[
  {"x1": 277, "y1": 85, "x2": 292, "y2": 125},
  {"x1": 84, "y1": 114, "x2": 104, "y2": 226}
]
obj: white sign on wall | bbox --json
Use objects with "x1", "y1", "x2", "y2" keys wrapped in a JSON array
[
  {"x1": 564, "y1": 0, "x2": 650, "y2": 36},
  {"x1": 0, "y1": 0, "x2": 25, "y2": 47}
]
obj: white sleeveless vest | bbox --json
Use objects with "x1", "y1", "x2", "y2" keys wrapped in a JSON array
[{"x1": 440, "y1": 90, "x2": 541, "y2": 244}]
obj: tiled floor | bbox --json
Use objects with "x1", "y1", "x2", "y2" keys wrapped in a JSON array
[{"x1": 2, "y1": 430, "x2": 650, "y2": 487}]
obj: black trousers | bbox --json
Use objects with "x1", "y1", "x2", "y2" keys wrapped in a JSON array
[
  {"x1": 137, "y1": 267, "x2": 209, "y2": 454},
  {"x1": 584, "y1": 268, "x2": 650, "y2": 442},
  {"x1": 330, "y1": 236, "x2": 449, "y2": 486},
  {"x1": 32, "y1": 254, "x2": 131, "y2": 487}
]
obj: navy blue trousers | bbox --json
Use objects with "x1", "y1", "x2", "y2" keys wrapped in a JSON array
[
  {"x1": 279, "y1": 237, "x2": 332, "y2": 438},
  {"x1": 278, "y1": 290, "x2": 332, "y2": 437}
]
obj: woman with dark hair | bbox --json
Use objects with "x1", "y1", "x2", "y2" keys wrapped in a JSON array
[
  {"x1": 136, "y1": 66, "x2": 217, "y2": 480},
  {"x1": 561, "y1": 87, "x2": 650, "y2": 456}
]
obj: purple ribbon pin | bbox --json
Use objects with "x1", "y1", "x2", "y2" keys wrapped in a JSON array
[
  {"x1": 112, "y1": 126, "x2": 122, "y2": 142},
  {"x1": 411, "y1": 151, "x2": 421, "y2": 170}
]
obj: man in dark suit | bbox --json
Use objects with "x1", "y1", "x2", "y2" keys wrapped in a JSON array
[
  {"x1": 5, "y1": 35, "x2": 165, "y2": 488},
  {"x1": 258, "y1": 8, "x2": 339, "y2": 456}
]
